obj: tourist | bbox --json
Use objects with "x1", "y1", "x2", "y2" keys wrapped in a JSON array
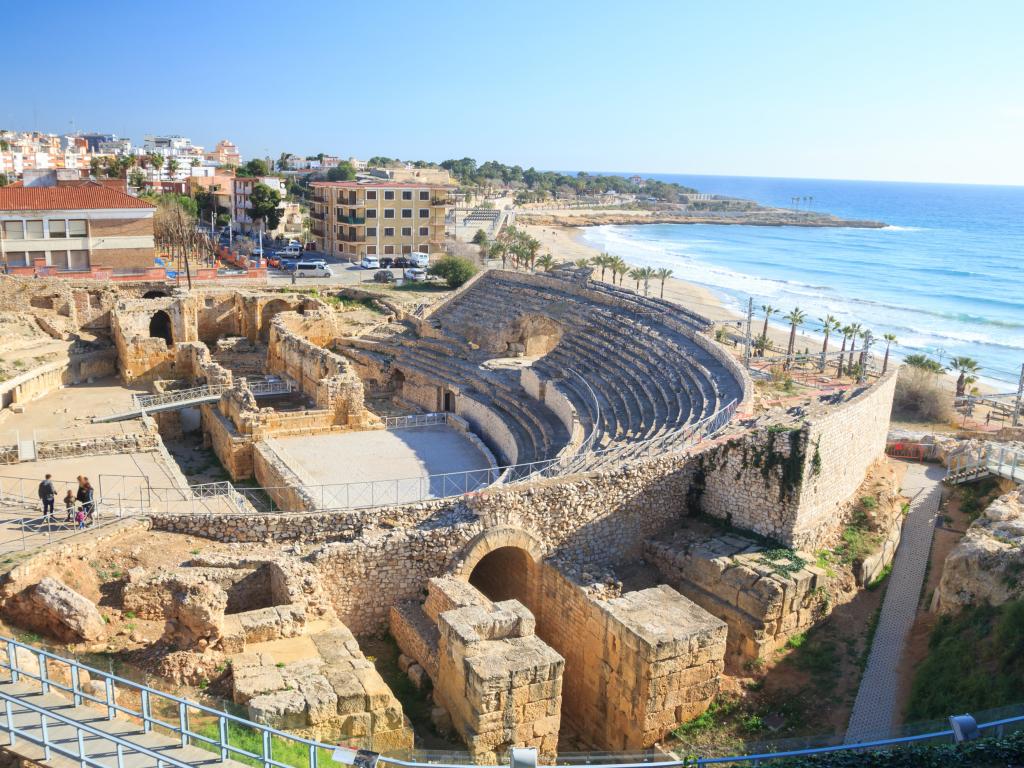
[
  {"x1": 74, "y1": 505, "x2": 87, "y2": 530},
  {"x1": 76, "y1": 477, "x2": 94, "y2": 522},
  {"x1": 63, "y1": 490, "x2": 76, "y2": 522},
  {"x1": 37, "y1": 473, "x2": 56, "y2": 520}
]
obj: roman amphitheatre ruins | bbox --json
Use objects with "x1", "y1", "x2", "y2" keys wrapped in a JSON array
[{"x1": 0, "y1": 266, "x2": 902, "y2": 761}]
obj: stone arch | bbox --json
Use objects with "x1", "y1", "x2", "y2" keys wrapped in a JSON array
[
  {"x1": 148, "y1": 310, "x2": 173, "y2": 345},
  {"x1": 453, "y1": 526, "x2": 545, "y2": 579},
  {"x1": 259, "y1": 299, "x2": 293, "y2": 342},
  {"x1": 142, "y1": 289, "x2": 169, "y2": 299},
  {"x1": 508, "y1": 314, "x2": 563, "y2": 357}
]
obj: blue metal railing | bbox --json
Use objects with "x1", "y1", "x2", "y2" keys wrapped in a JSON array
[{"x1": 0, "y1": 635, "x2": 1022, "y2": 768}]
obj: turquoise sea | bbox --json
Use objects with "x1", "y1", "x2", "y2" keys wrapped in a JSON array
[{"x1": 579, "y1": 175, "x2": 1024, "y2": 387}]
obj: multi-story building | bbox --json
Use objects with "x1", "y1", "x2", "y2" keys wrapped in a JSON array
[
  {"x1": 206, "y1": 139, "x2": 241, "y2": 167},
  {"x1": 309, "y1": 181, "x2": 452, "y2": 261},
  {"x1": 231, "y1": 176, "x2": 287, "y2": 235},
  {"x1": 0, "y1": 170, "x2": 155, "y2": 275}
]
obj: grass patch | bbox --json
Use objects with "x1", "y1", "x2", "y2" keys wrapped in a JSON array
[
  {"x1": 193, "y1": 716, "x2": 336, "y2": 767},
  {"x1": 954, "y1": 476, "x2": 1001, "y2": 520},
  {"x1": 834, "y1": 497, "x2": 882, "y2": 565},
  {"x1": 867, "y1": 562, "x2": 893, "y2": 591},
  {"x1": 388, "y1": 282, "x2": 450, "y2": 293},
  {"x1": 759, "y1": 548, "x2": 808, "y2": 578},
  {"x1": 906, "y1": 599, "x2": 1024, "y2": 720}
]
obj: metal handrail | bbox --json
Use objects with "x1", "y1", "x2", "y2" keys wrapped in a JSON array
[
  {"x1": 382, "y1": 412, "x2": 449, "y2": 429},
  {"x1": 0, "y1": 635, "x2": 1022, "y2": 768}
]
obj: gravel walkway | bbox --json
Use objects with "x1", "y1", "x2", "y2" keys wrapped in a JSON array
[{"x1": 844, "y1": 461, "x2": 945, "y2": 743}]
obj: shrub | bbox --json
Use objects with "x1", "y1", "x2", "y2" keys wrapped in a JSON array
[
  {"x1": 471, "y1": 228, "x2": 488, "y2": 245},
  {"x1": 427, "y1": 255, "x2": 477, "y2": 288},
  {"x1": 892, "y1": 366, "x2": 954, "y2": 423}
]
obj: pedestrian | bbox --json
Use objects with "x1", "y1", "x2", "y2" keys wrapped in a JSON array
[
  {"x1": 38, "y1": 473, "x2": 56, "y2": 520},
  {"x1": 76, "y1": 476, "x2": 94, "y2": 523},
  {"x1": 75, "y1": 505, "x2": 87, "y2": 530},
  {"x1": 64, "y1": 490, "x2": 76, "y2": 522}
]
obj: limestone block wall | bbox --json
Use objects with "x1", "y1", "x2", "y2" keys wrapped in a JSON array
[
  {"x1": 174, "y1": 342, "x2": 233, "y2": 388},
  {"x1": 253, "y1": 440, "x2": 321, "y2": 511},
  {"x1": 195, "y1": 291, "x2": 243, "y2": 343},
  {"x1": 455, "y1": 394, "x2": 520, "y2": 466},
  {"x1": 111, "y1": 297, "x2": 198, "y2": 383},
  {"x1": 435, "y1": 598, "x2": 563, "y2": 761},
  {"x1": 521, "y1": 368, "x2": 583, "y2": 455},
  {"x1": 0, "y1": 350, "x2": 117, "y2": 409}
]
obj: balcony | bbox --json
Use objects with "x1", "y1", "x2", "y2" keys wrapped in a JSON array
[
  {"x1": 310, "y1": 211, "x2": 325, "y2": 221},
  {"x1": 431, "y1": 197, "x2": 451, "y2": 206},
  {"x1": 311, "y1": 225, "x2": 325, "y2": 237},
  {"x1": 336, "y1": 214, "x2": 366, "y2": 225}
]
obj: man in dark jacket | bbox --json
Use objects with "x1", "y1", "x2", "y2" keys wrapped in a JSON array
[{"x1": 38, "y1": 473, "x2": 56, "y2": 519}]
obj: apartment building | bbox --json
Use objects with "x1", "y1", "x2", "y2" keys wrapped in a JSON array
[
  {"x1": 309, "y1": 181, "x2": 451, "y2": 260},
  {"x1": 206, "y1": 139, "x2": 241, "y2": 167},
  {"x1": 231, "y1": 176, "x2": 287, "y2": 235},
  {"x1": 0, "y1": 171, "x2": 155, "y2": 275}
]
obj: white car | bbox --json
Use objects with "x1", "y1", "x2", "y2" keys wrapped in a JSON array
[
  {"x1": 410, "y1": 251, "x2": 430, "y2": 268},
  {"x1": 403, "y1": 267, "x2": 428, "y2": 281},
  {"x1": 281, "y1": 243, "x2": 303, "y2": 257},
  {"x1": 294, "y1": 262, "x2": 333, "y2": 278},
  {"x1": 360, "y1": 255, "x2": 380, "y2": 269}
]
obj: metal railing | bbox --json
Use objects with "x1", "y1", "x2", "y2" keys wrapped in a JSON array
[
  {"x1": 0, "y1": 636, "x2": 1022, "y2": 768},
  {"x1": 132, "y1": 379, "x2": 293, "y2": 411},
  {"x1": 382, "y1": 412, "x2": 449, "y2": 430},
  {"x1": 946, "y1": 443, "x2": 1024, "y2": 484}
]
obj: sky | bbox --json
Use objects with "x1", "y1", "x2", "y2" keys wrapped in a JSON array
[{"x1": 3, "y1": 0, "x2": 1023, "y2": 185}]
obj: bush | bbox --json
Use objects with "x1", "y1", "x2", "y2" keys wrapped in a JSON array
[
  {"x1": 892, "y1": 366, "x2": 954, "y2": 423},
  {"x1": 471, "y1": 228, "x2": 488, "y2": 245},
  {"x1": 427, "y1": 255, "x2": 477, "y2": 289}
]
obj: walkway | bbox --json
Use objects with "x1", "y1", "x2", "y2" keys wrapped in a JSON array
[
  {"x1": 845, "y1": 461, "x2": 944, "y2": 743},
  {"x1": 0, "y1": 680, "x2": 245, "y2": 768}
]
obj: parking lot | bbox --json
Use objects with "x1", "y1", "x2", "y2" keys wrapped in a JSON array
[{"x1": 264, "y1": 249, "x2": 434, "y2": 287}]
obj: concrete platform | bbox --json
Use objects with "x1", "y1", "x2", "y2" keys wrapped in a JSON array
[{"x1": 269, "y1": 425, "x2": 495, "y2": 504}]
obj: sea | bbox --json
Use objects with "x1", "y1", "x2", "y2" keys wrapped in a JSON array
[{"x1": 577, "y1": 175, "x2": 1024, "y2": 388}]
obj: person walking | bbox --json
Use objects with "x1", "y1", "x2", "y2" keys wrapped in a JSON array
[
  {"x1": 74, "y1": 505, "x2": 87, "y2": 530},
  {"x1": 38, "y1": 473, "x2": 56, "y2": 521},
  {"x1": 64, "y1": 490, "x2": 76, "y2": 523},
  {"x1": 76, "y1": 476, "x2": 94, "y2": 524}
]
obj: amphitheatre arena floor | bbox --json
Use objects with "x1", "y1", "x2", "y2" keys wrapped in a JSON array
[{"x1": 266, "y1": 425, "x2": 495, "y2": 503}]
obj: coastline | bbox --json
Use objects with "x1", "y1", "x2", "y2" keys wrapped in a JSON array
[
  {"x1": 516, "y1": 209, "x2": 886, "y2": 229},
  {"x1": 521, "y1": 221, "x2": 992, "y2": 397}
]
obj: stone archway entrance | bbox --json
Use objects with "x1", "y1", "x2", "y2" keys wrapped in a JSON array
[
  {"x1": 468, "y1": 546, "x2": 536, "y2": 606},
  {"x1": 149, "y1": 310, "x2": 173, "y2": 345},
  {"x1": 259, "y1": 299, "x2": 292, "y2": 342},
  {"x1": 142, "y1": 289, "x2": 169, "y2": 299}
]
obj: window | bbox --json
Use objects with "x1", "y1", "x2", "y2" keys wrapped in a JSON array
[
  {"x1": 49, "y1": 250, "x2": 69, "y2": 270},
  {"x1": 401, "y1": 245, "x2": 412, "y2": 255},
  {"x1": 68, "y1": 250, "x2": 89, "y2": 271},
  {"x1": 401, "y1": 209, "x2": 412, "y2": 219},
  {"x1": 401, "y1": 227, "x2": 412, "y2": 237},
  {"x1": 419, "y1": 208, "x2": 429, "y2": 218},
  {"x1": 401, "y1": 190, "x2": 412, "y2": 200},
  {"x1": 366, "y1": 190, "x2": 377, "y2": 200},
  {"x1": 419, "y1": 226, "x2": 429, "y2": 236},
  {"x1": 366, "y1": 227, "x2": 377, "y2": 237},
  {"x1": 418, "y1": 244, "x2": 431, "y2": 253},
  {"x1": 5, "y1": 251, "x2": 27, "y2": 266},
  {"x1": 25, "y1": 220, "x2": 44, "y2": 239},
  {"x1": 27, "y1": 251, "x2": 44, "y2": 265},
  {"x1": 48, "y1": 220, "x2": 67, "y2": 238},
  {"x1": 1, "y1": 221, "x2": 23, "y2": 240},
  {"x1": 383, "y1": 190, "x2": 394, "y2": 200},
  {"x1": 383, "y1": 227, "x2": 395, "y2": 237},
  {"x1": 366, "y1": 208, "x2": 377, "y2": 218},
  {"x1": 366, "y1": 245, "x2": 377, "y2": 255},
  {"x1": 68, "y1": 220, "x2": 87, "y2": 237},
  {"x1": 419, "y1": 190, "x2": 430, "y2": 201},
  {"x1": 383, "y1": 208, "x2": 395, "y2": 219},
  {"x1": 384, "y1": 245, "x2": 395, "y2": 255}
]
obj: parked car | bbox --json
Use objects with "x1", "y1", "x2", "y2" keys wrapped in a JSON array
[
  {"x1": 392, "y1": 256, "x2": 414, "y2": 268},
  {"x1": 281, "y1": 243, "x2": 303, "y2": 258},
  {"x1": 410, "y1": 251, "x2": 430, "y2": 268},
  {"x1": 360, "y1": 255, "x2": 380, "y2": 270},
  {"x1": 279, "y1": 257, "x2": 301, "y2": 271},
  {"x1": 294, "y1": 262, "x2": 333, "y2": 278},
  {"x1": 373, "y1": 269, "x2": 395, "y2": 283},
  {"x1": 378, "y1": 257, "x2": 395, "y2": 269},
  {"x1": 267, "y1": 255, "x2": 281, "y2": 269},
  {"x1": 403, "y1": 267, "x2": 428, "y2": 281}
]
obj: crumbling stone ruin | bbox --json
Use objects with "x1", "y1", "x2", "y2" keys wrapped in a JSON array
[{"x1": 0, "y1": 269, "x2": 902, "y2": 760}]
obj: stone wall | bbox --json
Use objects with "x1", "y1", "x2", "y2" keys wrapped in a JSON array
[
  {"x1": 253, "y1": 440, "x2": 321, "y2": 511},
  {"x1": 111, "y1": 296, "x2": 199, "y2": 383},
  {"x1": 0, "y1": 349, "x2": 117, "y2": 409}
]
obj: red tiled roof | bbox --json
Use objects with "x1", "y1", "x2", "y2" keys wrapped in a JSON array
[
  {"x1": 0, "y1": 183, "x2": 155, "y2": 212},
  {"x1": 311, "y1": 180, "x2": 454, "y2": 189}
]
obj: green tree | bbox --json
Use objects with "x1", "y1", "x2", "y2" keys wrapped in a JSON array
[
  {"x1": 165, "y1": 157, "x2": 180, "y2": 179},
  {"x1": 836, "y1": 325, "x2": 853, "y2": 377},
  {"x1": 819, "y1": 315, "x2": 840, "y2": 361},
  {"x1": 611, "y1": 257, "x2": 629, "y2": 286},
  {"x1": 129, "y1": 168, "x2": 145, "y2": 189},
  {"x1": 904, "y1": 354, "x2": 944, "y2": 374},
  {"x1": 882, "y1": 333, "x2": 897, "y2": 373},
  {"x1": 574, "y1": 258, "x2": 591, "y2": 269},
  {"x1": 427, "y1": 255, "x2": 477, "y2": 288},
  {"x1": 239, "y1": 158, "x2": 271, "y2": 177},
  {"x1": 590, "y1": 253, "x2": 612, "y2": 281},
  {"x1": 845, "y1": 322, "x2": 863, "y2": 371},
  {"x1": 760, "y1": 304, "x2": 777, "y2": 352},
  {"x1": 535, "y1": 253, "x2": 556, "y2": 272},
  {"x1": 783, "y1": 307, "x2": 807, "y2": 367},
  {"x1": 948, "y1": 356, "x2": 981, "y2": 398},
  {"x1": 654, "y1": 267, "x2": 673, "y2": 298},
  {"x1": 471, "y1": 229, "x2": 488, "y2": 245},
  {"x1": 629, "y1": 267, "x2": 644, "y2": 291},
  {"x1": 326, "y1": 161, "x2": 356, "y2": 182},
  {"x1": 249, "y1": 182, "x2": 282, "y2": 232}
]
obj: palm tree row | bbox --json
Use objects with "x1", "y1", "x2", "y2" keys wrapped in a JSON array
[{"x1": 588, "y1": 253, "x2": 674, "y2": 297}]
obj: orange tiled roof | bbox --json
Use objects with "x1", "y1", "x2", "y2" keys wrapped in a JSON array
[{"x1": 0, "y1": 183, "x2": 154, "y2": 212}]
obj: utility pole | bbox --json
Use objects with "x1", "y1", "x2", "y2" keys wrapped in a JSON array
[
  {"x1": 744, "y1": 297, "x2": 753, "y2": 368},
  {"x1": 1013, "y1": 363, "x2": 1024, "y2": 427}
]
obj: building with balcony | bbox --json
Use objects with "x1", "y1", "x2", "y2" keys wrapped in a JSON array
[
  {"x1": 309, "y1": 181, "x2": 452, "y2": 261},
  {"x1": 0, "y1": 171, "x2": 156, "y2": 275},
  {"x1": 231, "y1": 176, "x2": 287, "y2": 235},
  {"x1": 206, "y1": 139, "x2": 241, "y2": 167}
]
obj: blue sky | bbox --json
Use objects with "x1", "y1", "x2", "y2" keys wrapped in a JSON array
[{"x1": 4, "y1": 1, "x2": 1022, "y2": 185}]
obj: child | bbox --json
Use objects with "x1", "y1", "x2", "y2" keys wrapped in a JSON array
[
  {"x1": 75, "y1": 505, "x2": 87, "y2": 530},
  {"x1": 64, "y1": 490, "x2": 76, "y2": 522}
]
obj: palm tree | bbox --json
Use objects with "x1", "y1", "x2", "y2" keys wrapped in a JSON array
[
  {"x1": 590, "y1": 253, "x2": 611, "y2": 281},
  {"x1": 629, "y1": 267, "x2": 644, "y2": 291},
  {"x1": 904, "y1": 354, "x2": 943, "y2": 374},
  {"x1": 760, "y1": 305, "x2": 777, "y2": 348},
  {"x1": 836, "y1": 325, "x2": 853, "y2": 376},
  {"x1": 818, "y1": 315, "x2": 839, "y2": 356},
  {"x1": 610, "y1": 256, "x2": 628, "y2": 285},
  {"x1": 522, "y1": 235, "x2": 541, "y2": 270},
  {"x1": 654, "y1": 267, "x2": 673, "y2": 298},
  {"x1": 165, "y1": 157, "x2": 180, "y2": 179},
  {"x1": 882, "y1": 333, "x2": 897, "y2": 373},
  {"x1": 638, "y1": 266, "x2": 656, "y2": 296},
  {"x1": 535, "y1": 253, "x2": 556, "y2": 272},
  {"x1": 574, "y1": 257, "x2": 591, "y2": 269},
  {"x1": 948, "y1": 356, "x2": 981, "y2": 398},
  {"x1": 783, "y1": 308, "x2": 806, "y2": 367},
  {"x1": 846, "y1": 323, "x2": 863, "y2": 371}
]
